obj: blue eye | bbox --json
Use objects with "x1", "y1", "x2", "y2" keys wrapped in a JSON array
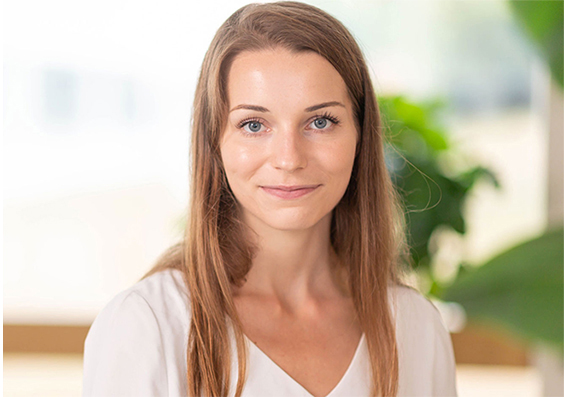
[
  {"x1": 310, "y1": 117, "x2": 334, "y2": 130},
  {"x1": 238, "y1": 119, "x2": 265, "y2": 135},
  {"x1": 246, "y1": 121, "x2": 262, "y2": 133},
  {"x1": 313, "y1": 118, "x2": 328, "y2": 129}
]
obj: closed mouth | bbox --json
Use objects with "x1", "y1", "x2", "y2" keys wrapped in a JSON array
[{"x1": 260, "y1": 184, "x2": 321, "y2": 191}]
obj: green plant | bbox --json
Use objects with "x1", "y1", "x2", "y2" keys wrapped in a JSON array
[
  {"x1": 380, "y1": 95, "x2": 499, "y2": 275},
  {"x1": 509, "y1": 0, "x2": 563, "y2": 88},
  {"x1": 440, "y1": 227, "x2": 563, "y2": 354}
]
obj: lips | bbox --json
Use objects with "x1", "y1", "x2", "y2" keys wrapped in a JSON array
[
  {"x1": 261, "y1": 185, "x2": 320, "y2": 191},
  {"x1": 260, "y1": 184, "x2": 321, "y2": 199}
]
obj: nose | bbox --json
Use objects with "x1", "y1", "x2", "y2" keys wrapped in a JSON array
[{"x1": 270, "y1": 127, "x2": 308, "y2": 172}]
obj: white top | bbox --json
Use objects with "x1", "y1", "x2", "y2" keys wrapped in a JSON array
[{"x1": 82, "y1": 268, "x2": 458, "y2": 397}]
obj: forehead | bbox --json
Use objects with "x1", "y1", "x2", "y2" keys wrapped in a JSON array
[{"x1": 226, "y1": 48, "x2": 351, "y2": 110}]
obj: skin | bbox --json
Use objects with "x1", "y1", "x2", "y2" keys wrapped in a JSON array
[{"x1": 220, "y1": 48, "x2": 362, "y2": 397}]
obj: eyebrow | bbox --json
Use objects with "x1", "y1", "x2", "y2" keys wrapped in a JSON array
[{"x1": 229, "y1": 101, "x2": 345, "y2": 113}]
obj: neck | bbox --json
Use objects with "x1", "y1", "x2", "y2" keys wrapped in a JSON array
[{"x1": 235, "y1": 210, "x2": 344, "y2": 309}]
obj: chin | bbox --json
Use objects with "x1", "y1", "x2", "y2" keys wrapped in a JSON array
[
  {"x1": 267, "y1": 220, "x2": 316, "y2": 231},
  {"x1": 261, "y1": 208, "x2": 330, "y2": 232}
]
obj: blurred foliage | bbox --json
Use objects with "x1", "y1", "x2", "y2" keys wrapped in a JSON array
[
  {"x1": 509, "y1": 0, "x2": 563, "y2": 88},
  {"x1": 380, "y1": 94, "x2": 563, "y2": 352},
  {"x1": 439, "y1": 227, "x2": 564, "y2": 353},
  {"x1": 380, "y1": 95, "x2": 500, "y2": 272}
]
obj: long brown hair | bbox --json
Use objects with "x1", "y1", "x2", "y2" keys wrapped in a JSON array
[{"x1": 142, "y1": 2, "x2": 411, "y2": 396}]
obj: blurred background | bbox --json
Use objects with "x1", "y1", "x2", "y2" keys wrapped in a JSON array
[{"x1": 3, "y1": 0, "x2": 563, "y2": 396}]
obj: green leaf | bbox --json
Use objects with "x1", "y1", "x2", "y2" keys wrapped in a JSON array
[
  {"x1": 380, "y1": 94, "x2": 498, "y2": 277},
  {"x1": 441, "y1": 227, "x2": 564, "y2": 351},
  {"x1": 390, "y1": 97, "x2": 449, "y2": 151},
  {"x1": 509, "y1": 0, "x2": 563, "y2": 88}
]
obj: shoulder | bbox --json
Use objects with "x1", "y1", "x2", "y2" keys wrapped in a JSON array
[
  {"x1": 388, "y1": 284, "x2": 458, "y2": 396},
  {"x1": 387, "y1": 283, "x2": 454, "y2": 354},
  {"x1": 87, "y1": 268, "x2": 190, "y2": 336},
  {"x1": 388, "y1": 283, "x2": 448, "y2": 331},
  {"x1": 122, "y1": 268, "x2": 190, "y2": 323},
  {"x1": 83, "y1": 268, "x2": 190, "y2": 396}
]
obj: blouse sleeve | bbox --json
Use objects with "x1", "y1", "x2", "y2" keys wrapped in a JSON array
[
  {"x1": 431, "y1": 305, "x2": 458, "y2": 397},
  {"x1": 82, "y1": 291, "x2": 168, "y2": 397}
]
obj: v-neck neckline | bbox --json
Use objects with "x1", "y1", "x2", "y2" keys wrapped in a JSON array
[{"x1": 243, "y1": 332, "x2": 366, "y2": 397}]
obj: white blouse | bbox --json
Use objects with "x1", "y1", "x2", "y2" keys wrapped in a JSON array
[{"x1": 82, "y1": 268, "x2": 458, "y2": 397}]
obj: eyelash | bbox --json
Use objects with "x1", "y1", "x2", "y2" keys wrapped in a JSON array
[{"x1": 236, "y1": 111, "x2": 341, "y2": 137}]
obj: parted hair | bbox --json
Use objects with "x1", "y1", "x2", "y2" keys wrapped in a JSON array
[{"x1": 142, "y1": 2, "x2": 411, "y2": 396}]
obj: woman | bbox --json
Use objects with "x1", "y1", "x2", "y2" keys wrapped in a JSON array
[{"x1": 82, "y1": 2, "x2": 458, "y2": 396}]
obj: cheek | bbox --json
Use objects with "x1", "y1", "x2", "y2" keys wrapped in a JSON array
[
  {"x1": 318, "y1": 139, "x2": 357, "y2": 180},
  {"x1": 220, "y1": 142, "x2": 263, "y2": 187}
]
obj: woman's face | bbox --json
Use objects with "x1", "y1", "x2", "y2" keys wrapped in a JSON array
[{"x1": 220, "y1": 48, "x2": 358, "y2": 232}]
